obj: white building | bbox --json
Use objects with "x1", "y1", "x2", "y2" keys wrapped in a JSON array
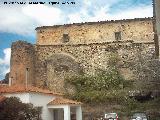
[{"x1": 0, "y1": 85, "x2": 82, "y2": 120}]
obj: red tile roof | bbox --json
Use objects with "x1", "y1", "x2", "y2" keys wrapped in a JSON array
[
  {"x1": 48, "y1": 97, "x2": 82, "y2": 105},
  {"x1": 0, "y1": 85, "x2": 63, "y2": 96},
  {"x1": 0, "y1": 96, "x2": 6, "y2": 103}
]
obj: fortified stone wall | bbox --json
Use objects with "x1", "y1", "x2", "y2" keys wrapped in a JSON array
[
  {"x1": 10, "y1": 41, "x2": 35, "y2": 86},
  {"x1": 34, "y1": 41, "x2": 155, "y2": 93},
  {"x1": 36, "y1": 18, "x2": 154, "y2": 45},
  {"x1": 10, "y1": 18, "x2": 155, "y2": 93}
]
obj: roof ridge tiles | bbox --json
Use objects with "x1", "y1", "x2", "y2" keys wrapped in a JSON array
[{"x1": 0, "y1": 85, "x2": 63, "y2": 96}]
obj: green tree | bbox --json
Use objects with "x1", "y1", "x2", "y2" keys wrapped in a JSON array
[
  {"x1": 0, "y1": 97, "x2": 42, "y2": 120},
  {"x1": 0, "y1": 72, "x2": 9, "y2": 84}
]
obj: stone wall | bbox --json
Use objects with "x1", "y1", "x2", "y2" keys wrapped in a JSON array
[
  {"x1": 10, "y1": 41, "x2": 35, "y2": 86},
  {"x1": 34, "y1": 41, "x2": 155, "y2": 93},
  {"x1": 36, "y1": 18, "x2": 154, "y2": 45},
  {"x1": 9, "y1": 18, "x2": 156, "y2": 93}
]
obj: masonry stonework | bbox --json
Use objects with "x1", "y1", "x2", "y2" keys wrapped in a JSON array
[
  {"x1": 10, "y1": 41, "x2": 35, "y2": 86},
  {"x1": 36, "y1": 18, "x2": 154, "y2": 45},
  {"x1": 10, "y1": 18, "x2": 155, "y2": 93}
]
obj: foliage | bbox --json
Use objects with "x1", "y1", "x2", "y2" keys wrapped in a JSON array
[
  {"x1": 65, "y1": 53, "x2": 132, "y2": 104},
  {"x1": 0, "y1": 97, "x2": 42, "y2": 120},
  {"x1": 0, "y1": 72, "x2": 9, "y2": 84},
  {"x1": 120, "y1": 97, "x2": 160, "y2": 118},
  {"x1": 107, "y1": 52, "x2": 120, "y2": 67},
  {"x1": 66, "y1": 68, "x2": 124, "y2": 91},
  {"x1": 64, "y1": 51, "x2": 160, "y2": 119},
  {"x1": 71, "y1": 89, "x2": 129, "y2": 104}
]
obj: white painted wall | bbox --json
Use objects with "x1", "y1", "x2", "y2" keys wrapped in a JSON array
[
  {"x1": 2, "y1": 92, "x2": 82, "y2": 120},
  {"x1": 76, "y1": 106, "x2": 82, "y2": 120},
  {"x1": 48, "y1": 105, "x2": 71, "y2": 120},
  {"x1": 29, "y1": 93, "x2": 55, "y2": 120},
  {"x1": 2, "y1": 92, "x2": 57, "y2": 120},
  {"x1": 3, "y1": 93, "x2": 30, "y2": 103}
]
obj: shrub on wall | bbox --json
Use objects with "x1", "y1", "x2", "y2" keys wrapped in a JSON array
[{"x1": 64, "y1": 53, "x2": 132, "y2": 104}]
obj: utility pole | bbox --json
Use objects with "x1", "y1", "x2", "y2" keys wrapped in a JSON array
[{"x1": 153, "y1": 0, "x2": 159, "y2": 59}]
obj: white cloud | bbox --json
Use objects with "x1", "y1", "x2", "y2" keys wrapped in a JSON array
[
  {"x1": 22, "y1": 4, "x2": 66, "y2": 26},
  {"x1": 0, "y1": 6, "x2": 35, "y2": 36},
  {"x1": 0, "y1": 4, "x2": 66, "y2": 35},
  {"x1": 0, "y1": 48, "x2": 11, "y2": 65},
  {"x1": 0, "y1": 48, "x2": 11, "y2": 79},
  {"x1": 68, "y1": 4, "x2": 153, "y2": 23},
  {"x1": 0, "y1": 0, "x2": 153, "y2": 36}
]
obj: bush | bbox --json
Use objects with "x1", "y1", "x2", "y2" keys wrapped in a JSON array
[
  {"x1": 0, "y1": 97, "x2": 42, "y2": 120},
  {"x1": 64, "y1": 53, "x2": 133, "y2": 104}
]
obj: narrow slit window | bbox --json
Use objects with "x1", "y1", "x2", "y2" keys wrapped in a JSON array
[
  {"x1": 63, "y1": 33, "x2": 69, "y2": 43},
  {"x1": 115, "y1": 32, "x2": 121, "y2": 40}
]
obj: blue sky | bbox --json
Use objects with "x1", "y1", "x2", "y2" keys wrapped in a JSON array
[{"x1": 0, "y1": 0, "x2": 153, "y2": 80}]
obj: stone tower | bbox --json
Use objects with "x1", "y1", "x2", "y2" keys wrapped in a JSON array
[{"x1": 10, "y1": 41, "x2": 35, "y2": 86}]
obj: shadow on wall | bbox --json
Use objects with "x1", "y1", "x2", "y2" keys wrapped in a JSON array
[{"x1": 45, "y1": 53, "x2": 83, "y2": 92}]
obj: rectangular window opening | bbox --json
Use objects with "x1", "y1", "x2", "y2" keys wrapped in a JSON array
[
  {"x1": 115, "y1": 32, "x2": 121, "y2": 40},
  {"x1": 63, "y1": 33, "x2": 69, "y2": 43}
]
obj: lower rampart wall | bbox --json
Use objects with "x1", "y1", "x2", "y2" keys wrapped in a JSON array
[{"x1": 34, "y1": 41, "x2": 155, "y2": 93}]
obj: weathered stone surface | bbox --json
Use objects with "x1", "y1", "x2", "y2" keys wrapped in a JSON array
[
  {"x1": 36, "y1": 18, "x2": 153, "y2": 45},
  {"x1": 10, "y1": 41, "x2": 35, "y2": 86},
  {"x1": 46, "y1": 53, "x2": 82, "y2": 92},
  {"x1": 10, "y1": 18, "x2": 155, "y2": 93},
  {"x1": 34, "y1": 42, "x2": 154, "y2": 90}
]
